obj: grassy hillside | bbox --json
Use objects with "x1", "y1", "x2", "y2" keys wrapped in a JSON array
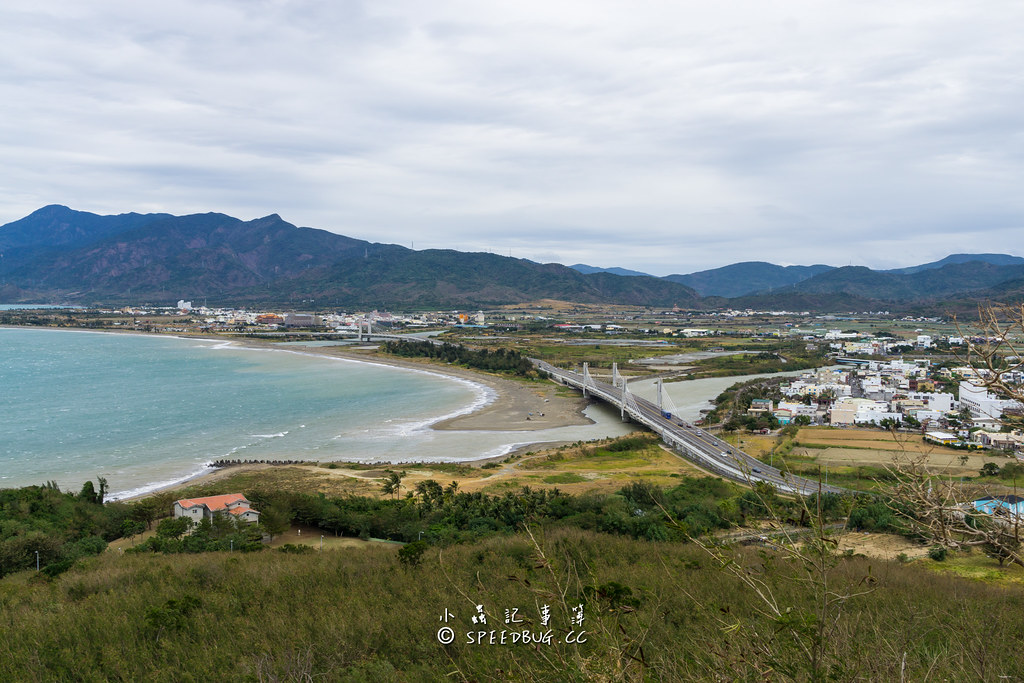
[{"x1": 2, "y1": 528, "x2": 1023, "y2": 681}]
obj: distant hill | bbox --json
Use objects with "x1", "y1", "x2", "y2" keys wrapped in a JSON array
[
  {"x1": 0, "y1": 206, "x2": 699, "y2": 308},
  {"x1": 569, "y1": 264, "x2": 652, "y2": 278},
  {"x1": 772, "y1": 262, "x2": 1024, "y2": 300},
  {"x1": 727, "y1": 261, "x2": 1024, "y2": 313},
  {"x1": 885, "y1": 253, "x2": 1024, "y2": 275},
  {"x1": 664, "y1": 261, "x2": 834, "y2": 298}
]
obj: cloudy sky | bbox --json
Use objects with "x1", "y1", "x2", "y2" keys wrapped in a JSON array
[{"x1": 1, "y1": 1, "x2": 1022, "y2": 275}]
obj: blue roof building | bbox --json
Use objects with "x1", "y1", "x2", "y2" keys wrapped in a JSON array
[{"x1": 973, "y1": 495, "x2": 1024, "y2": 518}]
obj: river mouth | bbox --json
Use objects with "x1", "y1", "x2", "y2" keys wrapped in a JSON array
[{"x1": 629, "y1": 367, "x2": 832, "y2": 423}]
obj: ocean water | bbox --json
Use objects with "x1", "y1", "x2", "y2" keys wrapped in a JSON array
[{"x1": 0, "y1": 328, "x2": 633, "y2": 498}]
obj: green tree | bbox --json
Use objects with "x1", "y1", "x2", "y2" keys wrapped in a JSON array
[
  {"x1": 121, "y1": 519, "x2": 146, "y2": 541},
  {"x1": 380, "y1": 470, "x2": 405, "y2": 500},
  {"x1": 155, "y1": 516, "x2": 192, "y2": 539},
  {"x1": 260, "y1": 506, "x2": 292, "y2": 541},
  {"x1": 79, "y1": 480, "x2": 98, "y2": 503},
  {"x1": 981, "y1": 462, "x2": 1001, "y2": 477}
]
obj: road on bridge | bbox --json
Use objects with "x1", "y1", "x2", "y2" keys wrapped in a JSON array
[{"x1": 532, "y1": 359, "x2": 848, "y2": 497}]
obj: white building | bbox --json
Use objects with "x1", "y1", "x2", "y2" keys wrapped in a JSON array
[
  {"x1": 959, "y1": 381, "x2": 1022, "y2": 420},
  {"x1": 173, "y1": 493, "x2": 260, "y2": 525},
  {"x1": 906, "y1": 391, "x2": 957, "y2": 413}
]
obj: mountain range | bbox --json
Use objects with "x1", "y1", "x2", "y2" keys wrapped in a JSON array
[
  {"x1": 0, "y1": 206, "x2": 699, "y2": 308},
  {"x1": 1, "y1": 205, "x2": 1022, "y2": 311}
]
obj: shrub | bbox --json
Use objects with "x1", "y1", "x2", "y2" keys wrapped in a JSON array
[
  {"x1": 398, "y1": 540, "x2": 428, "y2": 567},
  {"x1": 278, "y1": 544, "x2": 314, "y2": 554}
]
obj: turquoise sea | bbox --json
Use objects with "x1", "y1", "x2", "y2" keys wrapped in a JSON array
[{"x1": 0, "y1": 328, "x2": 632, "y2": 498}]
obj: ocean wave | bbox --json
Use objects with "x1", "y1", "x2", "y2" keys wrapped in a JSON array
[
  {"x1": 200, "y1": 339, "x2": 498, "y2": 426},
  {"x1": 107, "y1": 462, "x2": 215, "y2": 501}
]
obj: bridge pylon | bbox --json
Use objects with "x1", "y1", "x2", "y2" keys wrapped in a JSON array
[
  {"x1": 582, "y1": 362, "x2": 590, "y2": 398},
  {"x1": 611, "y1": 362, "x2": 620, "y2": 388},
  {"x1": 620, "y1": 381, "x2": 627, "y2": 421}
]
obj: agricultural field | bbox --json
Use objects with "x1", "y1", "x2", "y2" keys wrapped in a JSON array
[
  {"x1": 793, "y1": 427, "x2": 1008, "y2": 476},
  {"x1": 721, "y1": 426, "x2": 1014, "y2": 492}
]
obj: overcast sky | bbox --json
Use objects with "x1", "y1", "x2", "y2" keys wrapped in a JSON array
[{"x1": 1, "y1": 1, "x2": 1022, "y2": 275}]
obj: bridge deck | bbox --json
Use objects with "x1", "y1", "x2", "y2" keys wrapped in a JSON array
[{"x1": 532, "y1": 359, "x2": 847, "y2": 497}]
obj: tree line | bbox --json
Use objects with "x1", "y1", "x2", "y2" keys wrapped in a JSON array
[{"x1": 382, "y1": 339, "x2": 535, "y2": 376}]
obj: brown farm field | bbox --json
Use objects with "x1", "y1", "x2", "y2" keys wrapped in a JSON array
[
  {"x1": 793, "y1": 427, "x2": 1009, "y2": 476},
  {"x1": 795, "y1": 427, "x2": 960, "y2": 454}
]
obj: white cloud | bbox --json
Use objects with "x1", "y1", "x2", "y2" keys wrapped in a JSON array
[{"x1": 1, "y1": 0, "x2": 1022, "y2": 275}]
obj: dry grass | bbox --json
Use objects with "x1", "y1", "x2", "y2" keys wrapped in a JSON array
[
  {"x1": 791, "y1": 427, "x2": 1008, "y2": 476},
  {"x1": 832, "y1": 531, "x2": 930, "y2": 561},
  {"x1": 6, "y1": 528, "x2": 1024, "y2": 680},
  {"x1": 795, "y1": 427, "x2": 963, "y2": 454},
  {"x1": 158, "y1": 434, "x2": 719, "y2": 503}
]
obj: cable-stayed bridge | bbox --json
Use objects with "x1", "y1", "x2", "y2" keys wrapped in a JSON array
[{"x1": 532, "y1": 359, "x2": 848, "y2": 497}]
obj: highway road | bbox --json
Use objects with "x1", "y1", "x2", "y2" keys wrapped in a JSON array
[{"x1": 533, "y1": 359, "x2": 848, "y2": 497}]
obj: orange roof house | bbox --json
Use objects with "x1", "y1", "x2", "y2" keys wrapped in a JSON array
[{"x1": 173, "y1": 493, "x2": 260, "y2": 525}]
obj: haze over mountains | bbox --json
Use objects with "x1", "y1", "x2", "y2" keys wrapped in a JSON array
[{"x1": 2, "y1": 205, "x2": 1022, "y2": 312}]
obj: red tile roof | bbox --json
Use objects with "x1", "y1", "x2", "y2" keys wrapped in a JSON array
[{"x1": 176, "y1": 493, "x2": 249, "y2": 511}]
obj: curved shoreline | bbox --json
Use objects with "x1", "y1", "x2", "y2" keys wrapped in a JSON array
[
  {"x1": 212, "y1": 337, "x2": 595, "y2": 433},
  {"x1": 1, "y1": 325, "x2": 595, "y2": 433},
  {"x1": 0, "y1": 327, "x2": 596, "y2": 499},
  {"x1": 114, "y1": 337, "x2": 594, "y2": 499}
]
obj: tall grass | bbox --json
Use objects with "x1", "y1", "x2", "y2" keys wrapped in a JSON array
[{"x1": 2, "y1": 528, "x2": 1024, "y2": 680}]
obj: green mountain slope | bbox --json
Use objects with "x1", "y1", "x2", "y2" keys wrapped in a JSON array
[
  {"x1": 0, "y1": 206, "x2": 698, "y2": 308},
  {"x1": 664, "y1": 261, "x2": 834, "y2": 297}
]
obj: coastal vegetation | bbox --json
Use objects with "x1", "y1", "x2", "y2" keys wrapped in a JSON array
[
  {"x1": 0, "y1": 483, "x2": 129, "y2": 578},
  {"x1": 382, "y1": 338, "x2": 536, "y2": 376},
  {"x1": 683, "y1": 341, "x2": 829, "y2": 378}
]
